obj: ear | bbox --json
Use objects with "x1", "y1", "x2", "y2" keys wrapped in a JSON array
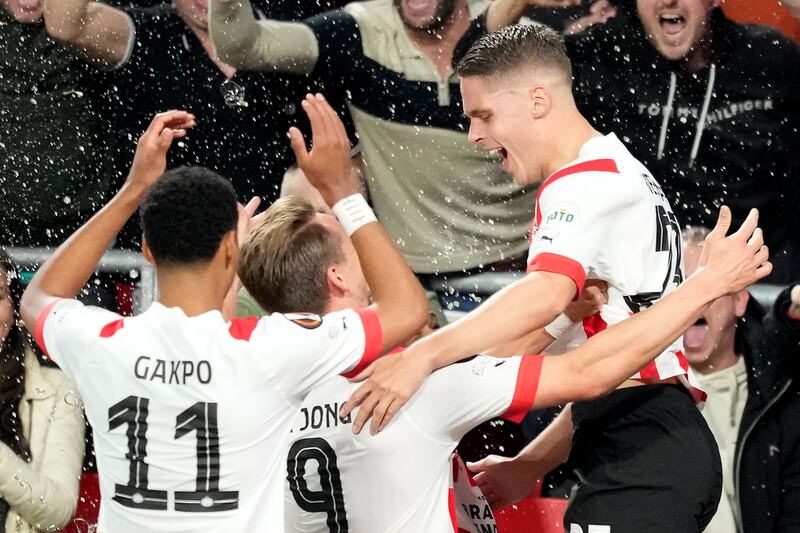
[
  {"x1": 326, "y1": 265, "x2": 348, "y2": 299},
  {"x1": 221, "y1": 230, "x2": 239, "y2": 271},
  {"x1": 528, "y1": 85, "x2": 551, "y2": 119},
  {"x1": 733, "y1": 289, "x2": 750, "y2": 318},
  {"x1": 141, "y1": 237, "x2": 155, "y2": 265}
]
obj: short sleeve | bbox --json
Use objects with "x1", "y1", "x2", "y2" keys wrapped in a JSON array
[
  {"x1": 251, "y1": 308, "x2": 383, "y2": 402},
  {"x1": 37, "y1": 299, "x2": 124, "y2": 376},
  {"x1": 407, "y1": 355, "x2": 544, "y2": 443},
  {"x1": 304, "y1": 9, "x2": 362, "y2": 83},
  {"x1": 527, "y1": 167, "x2": 636, "y2": 295}
]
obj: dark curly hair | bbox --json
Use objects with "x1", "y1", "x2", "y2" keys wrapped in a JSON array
[
  {"x1": 139, "y1": 166, "x2": 238, "y2": 266},
  {"x1": 0, "y1": 249, "x2": 32, "y2": 466}
]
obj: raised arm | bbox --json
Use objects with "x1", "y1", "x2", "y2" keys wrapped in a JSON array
[
  {"x1": 209, "y1": 0, "x2": 320, "y2": 73},
  {"x1": 43, "y1": 0, "x2": 133, "y2": 67},
  {"x1": 485, "y1": 0, "x2": 580, "y2": 32},
  {"x1": 289, "y1": 94, "x2": 429, "y2": 352},
  {"x1": 20, "y1": 111, "x2": 195, "y2": 330}
]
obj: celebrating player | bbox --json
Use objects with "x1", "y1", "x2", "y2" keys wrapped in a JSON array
[
  {"x1": 238, "y1": 95, "x2": 771, "y2": 533},
  {"x1": 341, "y1": 24, "x2": 771, "y2": 532},
  {"x1": 18, "y1": 107, "x2": 429, "y2": 532}
]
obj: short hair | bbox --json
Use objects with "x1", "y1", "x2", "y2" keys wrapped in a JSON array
[
  {"x1": 238, "y1": 196, "x2": 344, "y2": 315},
  {"x1": 139, "y1": 166, "x2": 238, "y2": 266},
  {"x1": 456, "y1": 23, "x2": 572, "y2": 83}
]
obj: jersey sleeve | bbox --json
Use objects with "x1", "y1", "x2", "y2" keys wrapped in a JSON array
[
  {"x1": 253, "y1": 308, "x2": 383, "y2": 402},
  {"x1": 528, "y1": 169, "x2": 637, "y2": 295},
  {"x1": 407, "y1": 355, "x2": 544, "y2": 443},
  {"x1": 36, "y1": 299, "x2": 124, "y2": 378}
]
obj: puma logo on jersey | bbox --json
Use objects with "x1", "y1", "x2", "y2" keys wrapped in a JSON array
[{"x1": 541, "y1": 235, "x2": 555, "y2": 243}]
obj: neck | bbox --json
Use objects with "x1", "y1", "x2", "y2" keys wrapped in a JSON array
[
  {"x1": 156, "y1": 265, "x2": 227, "y2": 317},
  {"x1": 541, "y1": 111, "x2": 601, "y2": 179},
  {"x1": 683, "y1": 31, "x2": 713, "y2": 74}
]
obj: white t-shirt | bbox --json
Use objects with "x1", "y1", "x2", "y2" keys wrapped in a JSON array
[
  {"x1": 284, "y1": 354, "x2": 544, "y2": 533},
  {"x1": 527, "y1": 133, "x2": 704, "y2": 401},
  {"x1": 36, "y1": 300, "x2": 383, "y2": 533}
]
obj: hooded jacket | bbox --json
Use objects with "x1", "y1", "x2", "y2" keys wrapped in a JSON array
[
  {"x1": 733, "y1": 286, "x2": 800, "y2": 533},
  {"x1": 567, "y1": 6, "x2": 800, "y2": 283}
]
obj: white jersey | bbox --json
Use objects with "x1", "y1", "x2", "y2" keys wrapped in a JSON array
[
  {"x1": 36, "y1": 300, "x2": 383, "y2": 533},
  {"x1": 527, "y1": 133, "x2": 703, "y2": 401},
  {"x1": 284, "y1": 354, "x2": 543, "y2": 533}
]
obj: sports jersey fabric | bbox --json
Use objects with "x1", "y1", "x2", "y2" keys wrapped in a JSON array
[
  {"x1": 36, "y1": 300, "x2": 381, "y2": 533},
  {"x1": 527, "y1": 133, "x2": 703, "y2": 400},
  {"x1": 284, "y1": 354, "x2": 542, "y2": 533}
]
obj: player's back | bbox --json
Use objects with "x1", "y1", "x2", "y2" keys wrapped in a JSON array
[
  {"x1": 284, "y1": 354, "x2": 541, "y2": 533},
  {"x1": 40, "y1": 300, "x2": 380, "y2": 533}
]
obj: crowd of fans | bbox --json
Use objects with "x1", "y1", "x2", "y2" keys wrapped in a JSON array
[{"x1": 1, "y1": 0, "x2": 799, "y2": 531}]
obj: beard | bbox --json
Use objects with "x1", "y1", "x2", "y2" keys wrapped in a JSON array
[{"x1": 394, "y1": 0, "x2": 459, "y2": 32}]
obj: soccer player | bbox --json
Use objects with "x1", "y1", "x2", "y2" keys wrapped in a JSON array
[
  {"x1": 237, "y1": 96, "x2": 771, "y2": 533},
  {"x1": 341, "y1": 25, "x2": 769, "y2": 532},
  {"x1": 18, "y1": 106, "x2": 430, "y2": 533}
]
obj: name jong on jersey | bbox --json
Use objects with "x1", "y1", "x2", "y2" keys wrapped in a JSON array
[{"x1": 527, "y1": 133, "x2": 705, "y2": 403}]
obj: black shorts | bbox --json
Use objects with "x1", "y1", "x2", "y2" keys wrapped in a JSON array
[{"x1": 564, "y1": 384, "x2": 722, "y2": 533}]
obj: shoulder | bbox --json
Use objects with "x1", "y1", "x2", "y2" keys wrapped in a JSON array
[
  {"x1": 343, "y1": 0, "x2": 394, "y2": 26},
  {"x1": 718, "y1": 17, "x2": 800, "y2": 74}
]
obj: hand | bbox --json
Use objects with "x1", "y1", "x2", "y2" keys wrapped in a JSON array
[
  {"x1": 289, "y1": 93, "x2": 360, "y2": 206},
  {"x1": 563, "y1": 0, "x2": 616, "y2": 35},
  {"x1": 788, "y1": 285, "x2": 800, "y2": 320},
  {"x1": 236, "y1": 196, "x2": 267, "y2": 247},
  {"x1": 126, "y1": 110, "x2": 196, "y2": 193},
  {"x1": 340, "y1": 350, "x2": 433, "y2": 435},
  {"x1": 467, "y1": 455, "x2": 540, "y2": 509},
  {"x1": 697, "y1": 206, "x2": 772, "y2": 297},
  {"x1": 564, "y1": 280, "x2": 608, "y2": 322}
]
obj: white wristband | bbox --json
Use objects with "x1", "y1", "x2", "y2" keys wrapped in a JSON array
[
  {"x1": 332, "y1": 194, "x2": 378, "y2": 236},
  {"x1": 544, "y1": 313, "x2": 574, "y2": 339}
]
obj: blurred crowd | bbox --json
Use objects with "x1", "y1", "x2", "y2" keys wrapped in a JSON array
[{"x1": 1, "y1": 0, "x2": 799, "y2": 531}]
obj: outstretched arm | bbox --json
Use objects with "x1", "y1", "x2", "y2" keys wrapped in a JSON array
[
  {"x1": 43, "y1": 0, "x2": 133, "y2": 67},
  {"x1": 289, "y1": 94, "x2": 429, "y2": 353},
  {"x1": 209, "y1": 0, "x2": 320, "y2": 73},
  {"x1": 20, "y1": 111, "x2": 195, "y2": 329}
]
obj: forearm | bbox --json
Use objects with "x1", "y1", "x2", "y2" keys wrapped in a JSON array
[
  {"x1": 209, "y1": 0, "x2": 319, "y2": 73},
  {"x1": 567, "y1": 272, "x2": 720, "y2": 396},
  {"x1": 20, "y1": 183, "x2": 144, "y2": 327},
  {"x1": 44, "y1": 1, "x2": 133, "y2": 67},
  {"x1": 410, "y1": 272, "x2": 574, "y2": 371},
  {"x1": 486, "y1": 0, "x2": 529, "y2": 32},
  {"x1": 351, "y1": 223, "x2": 429, "y2": 351},
  {"x1": 486, "y1": 328, "x2": 555, "y2": 357},
  {"x1": 516, "y1": 405, "x2": 573, "y2": 473}
]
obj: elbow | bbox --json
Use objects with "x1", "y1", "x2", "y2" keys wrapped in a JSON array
[
  {"x1": 27, "y1": 485, "x2": 79, "y2": 530},
  {"x1": 404, "y1": 288, "x2": 431, "y2": 336}
]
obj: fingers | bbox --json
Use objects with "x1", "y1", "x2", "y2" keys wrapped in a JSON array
[
  {"x1": 243, "y1": 196, "x2": 261, "y2": 217},
  {"x1": 755, "y1": 260, "x2": 773, "y2": 280},
  {"x1": 732, "y1": 208, "x2": 759, "y2": 242},
  {"x1": 746, "y1": 227, "x2": 764, "y2": 253},
  {"x1": 350, "y1": 392, "x2": 380, "y2": 435},
  {"x1": 340, "y1": 381, "x2": 372, "y2": 419},
  {"x1": 706, "y1": 205, "x2": 732, "y2": 241},
  {"x1": 376, "y1": 398, "x2": 402, "y2": 434},
  {"x1": 369, "y1": 396, "x2": 399, "y2": 435},
  {"x1": 466, "y1": 459, "x2": 486, "y2": 474},
  {"x1": 288, "y1": 127, "x2": 310, "y2": 167}
]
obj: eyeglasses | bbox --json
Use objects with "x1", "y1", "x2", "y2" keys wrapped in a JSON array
[{"x1": 220, "y1": 79, "x2": 249, "y2": 108}]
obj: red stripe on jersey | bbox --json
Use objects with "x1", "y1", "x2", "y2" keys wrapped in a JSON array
[
  {"x1": 527, "y1": 252, "x2": 586, "y2": 298},
  {"x1": 582, "y1": 312, "x2": 609, "y2": 338},
  {"x1": 228, "y1": 316, "x2": 259, "y2": 341},
  {"x1": 638, "y1": 361, "x2": 660, "y2": 381},
  {"x1": 99, "y1": 319, "x2": 125, "y2": 338},
  {"x1": 676, "y1": 350, "x2": 689, "y2": 372},
  {"x1": 35, "y1": 299, "x2": 62, "y2": 357},
  {"x1": 449, "y1": 488, "x2": 458, "y2": 533},
  {"x1": 534, "y1": 158, "x2": 620, "y2": 227},
  {"x1": 501, "y1": 355, "x2": 545, "y2": 424},
  {"x1": 341, "y1": 308, "x2": 384, "y2": 379}
]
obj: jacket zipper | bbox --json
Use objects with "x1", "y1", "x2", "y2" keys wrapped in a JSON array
[{"x1": 734, "y1": 377, "x2": 793, "y2": 529}]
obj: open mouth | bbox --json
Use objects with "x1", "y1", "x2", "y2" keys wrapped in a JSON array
[
  {"x1": 17, "y1": 0, "x2": 43, "y2": 11},
  {"x1": 683, "y1": 317, "x2": 708, "y2": 350},
  {"x1": 659, "y1": 13, "x2": 687, "y2": 36},
  {"x1": 405, "y1": 0, "x2": 437, "y2": 18}
]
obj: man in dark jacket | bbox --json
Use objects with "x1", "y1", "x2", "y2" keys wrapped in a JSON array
[
  {"x1": 683, "y1": 225, "x2": 800, "y2": 533},
  {"x1": 460, "y1": 0, "x2": 800, "y2": 283}
]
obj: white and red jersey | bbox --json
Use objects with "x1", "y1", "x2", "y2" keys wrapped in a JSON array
[
  {"x1": 527, "y1": 133, "x2": 703, "y2": 401},
  {"x1": 284, "y1": 354, "x2": 543, "y2": 533},
  {"x1": 36, "y1": 300, "x2": 382, "y2": 533}
]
